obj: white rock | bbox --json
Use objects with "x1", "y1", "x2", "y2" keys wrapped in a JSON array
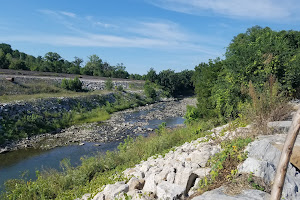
[
  {"x1": 192, "y1": 168, "x2": 211, "y2": 179},
  {"x1": 132, "y1": 171, "x2": 145, "y2": 179},
  {"x1": 140, "y1": 163, "x2": 151, "y2": 173},
  {"x1": 92, "y1": 192, "x2": 104, "y2": 200},
  {"x1": 156, "y1": 181, "x2": 185, "y2": 200},
  {"x1": 174, "y1": 167, "x2": 193, "y2": 186},
  {"x1": 175, "y1": 152, "x2": 189, "y2": 162},
  {"x1": 192, "y1": 187, "x2": 270, "y2": 200},
  {"x1": 166, "y1": 171, "x2": 176, "y2": 183},
  {"x1": 148, "y1": 165, "x2": 162, "y2": 175},
  {"x1": 188, "y1": 178, "x2": 201, "y2": 196},
  {"x1": 238, "y1": 136, "x2": 300, "y2": 200},
  {"x1": 128, "y1": 177, "x2": 145, "y2": 191},
  {"x1": 155, "y1": 167, "x2": 170, "y2": 184},
  {"x1": 238, "y1": 157, "x2": 275, "y2": 183},
  {"x1": 188, "y1": 147, "x2": 214, "y2": 167},
  {"x1": 143, "y1": 173, "x2": 157, "y2": 194},
  {"x1": 267, "y1": 121, "x2": 292, "y2": 133},
  {"x1": 127, "y1": 189, "x2": 155, "y2": 200},
  {"x1": 101, "y1": 182, "x2": 129, "y2": 200}
]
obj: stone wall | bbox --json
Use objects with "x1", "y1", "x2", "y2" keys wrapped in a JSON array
[{"x1": 3, "y1": 76, "x2": 144, "y2": 91}]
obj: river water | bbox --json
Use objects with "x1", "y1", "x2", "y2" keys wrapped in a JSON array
[{"x1": 0, "y1": 105, "x2": 185, "y2": 191}]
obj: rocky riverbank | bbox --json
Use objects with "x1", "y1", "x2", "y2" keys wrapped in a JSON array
[
  {"x1": 79, "y1": 123, "x2": 300, "y2": 200},
  {"x1": 0, "y1": 98, "x2": 196, "y2": 153}
]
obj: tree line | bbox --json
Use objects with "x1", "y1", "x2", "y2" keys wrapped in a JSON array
[
  {"x1": 0, "y1": 43, "x2": 195, "y2": 96},
  {"x1": 0, "y1": 43, "x2": 130, "y2": 79},
  {"x1": 191, "y1": 26, "x2": 300, "y2": 123}
]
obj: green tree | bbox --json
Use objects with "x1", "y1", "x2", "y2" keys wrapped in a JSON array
[
  {"x1": 144, "y1": 81, "x2": 157, "y2": 100},
  {"x1": 193, "y1": 26, "x2": 300, "y2": 122},
  {"x1": 0, "y1": 49, "x2": 9, "y2": 69},
  {"x1": 81, "y1": 54, "x2": 103, "y2": 76},
  {"x1": 0, "y1": 43, "x2": 13, "y2": 55},
  {"x1": 111, "y1": 63, "x2": 129, "y2": 79},
  {"x1": 146, "y1": 68, "x2": 157, "y2": 83},
  {"x1": 9, "y1": 60, "x2": 28, "y2": 70}
]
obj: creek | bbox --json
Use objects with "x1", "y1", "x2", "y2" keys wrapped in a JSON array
[{"x1": 0, "y1": 98, "x2": 193, "y2": 192}]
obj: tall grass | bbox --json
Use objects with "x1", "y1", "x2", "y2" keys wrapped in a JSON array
[
  {"x1": 239, "y1": 75, "x2": 292, "y2": 135},
  {"x1": 71, "y1": 108, "x2": 110, "y2": 124},
  {"x1": 2, "y1": 122, "x2": 213, "y2": 200}
]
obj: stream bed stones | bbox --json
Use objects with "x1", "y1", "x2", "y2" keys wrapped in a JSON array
[{"x1": 0, "y1": 97, "x2": 196, "y2": 153}]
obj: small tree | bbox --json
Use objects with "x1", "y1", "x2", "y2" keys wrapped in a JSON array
[
  {"x1": 105, "y1": 78, "x2": 114, "y2": 90},
  {"x1": 144, "y1": 81, "x2": 156, "y2": 100}
]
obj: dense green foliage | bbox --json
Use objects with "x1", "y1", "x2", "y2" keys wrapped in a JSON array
[
  {"x1": 2, "y1": 122, "x2": 213, "y2": 199},
  {"x1": 143, "y1": 81, "x2": 157, "y2": 100},
  {"x1": 0, "y1": 44, "x2": 130, "y2": 79},
  {"x1": 193, "y1": 26, "x2": 300, "y2": 122},
  {"x1": 61, "y1": 77, "x2": 83, "y2": 92},
  {"x1": 145, "y1": 68, "x2": 194, "y2": 96}
]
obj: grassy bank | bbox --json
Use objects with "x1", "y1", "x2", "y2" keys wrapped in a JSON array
[
  {"x1": 0, "y1": 92, "x2": 150, "y2": 145},
  {"x1": 1, "y1": 121, "x2": 216, "y2": 199}
]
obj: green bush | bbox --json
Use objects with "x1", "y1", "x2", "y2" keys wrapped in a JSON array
[
  {"x1": 105, "y1": 78, "x2": 114, "y2": 90},
  {"x1": 184, "y1": 105, "x2": 200, "y2": 124},
  {"x1": 61, "y1": 77, "x2": 82, "y2": 92},
  {"x1": 117, "y1": 85, "x2": 124, "y2": 91},
  {"x1": 144, "y1": 81, "x2": 156, "y2": 100}
]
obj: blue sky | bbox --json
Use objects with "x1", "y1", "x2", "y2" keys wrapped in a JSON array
[{"x1": 0, "y1": 0, "x2": 299, "y2": 74}]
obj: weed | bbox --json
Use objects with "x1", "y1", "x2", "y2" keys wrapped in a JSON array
[
  {"x1": 239, "y1": 76, "x2": 292, "y2": 135},
  {"x1": 197, "y1": 137, "x2": 252, "y2": 194}
]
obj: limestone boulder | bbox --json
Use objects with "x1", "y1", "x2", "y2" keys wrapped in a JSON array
[
  {"x1": 238, "y1": 136, "x2": 300, "y2": 200},
  {"x1": 156, "y1": 181, "x2": 185, "y2": 200},
  {"x1": 191, "y1": 187, "x2": 270, "y2": 200}
]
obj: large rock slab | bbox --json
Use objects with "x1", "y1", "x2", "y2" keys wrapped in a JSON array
[
  {"x1": 267, "y1": 121, "x2": 292, "y2": 133},
  {"x1": 95, "y1": 181, "x2": 129, "y2": 200},
  {"x1": 143, "y1": 173, "x2": 157, "y2": 194},
  {"x1": 187, "y1": 144, "x2": 220, "y2": 167},
  {"x1": 238, "y1": 135, "x2": 300, "y2": 200},
  {"x1": 156, "y1": 181, "x2": 185, "y2": 200},
  {"x1": 192, "y1": 187, "x2": 270, "y2": 200}
]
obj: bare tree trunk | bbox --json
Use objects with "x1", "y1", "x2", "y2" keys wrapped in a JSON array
[{"x1": 270, "y1": 109, "x2": 300, "y2": 200}]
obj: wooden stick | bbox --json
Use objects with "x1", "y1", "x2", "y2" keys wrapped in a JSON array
[{"x1": 270, "y1": 109, "x2": 300, "y2": 200}]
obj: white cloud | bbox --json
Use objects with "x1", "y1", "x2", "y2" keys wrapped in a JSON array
[
  {"x1": 0, "y1": 30, "x2": 220, "y2": 56},
  {"x1": 94, "y1": 21, "x2": 118, "y2": 28},
  {"x1": 60, "y1": 11, "x2": 76, "y2": 18},
  {"x1": 148, "y1": 0, "x2": 300, "y2": 20},
  {"x1": 4, "y1": 9, "x2": 223, "y2": 57},
  {"x1": 128, "y1": 21, "x2": 188, "y2": 41}
]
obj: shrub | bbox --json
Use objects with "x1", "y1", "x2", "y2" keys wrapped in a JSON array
[
  {"x1": 61, "y1": 77, "x2": 82, "y2": 92},
  {"x1": 117, "y1": 85, "x2": 123, "y2": 91},
  {"x1": 105, "y1": 78, "x2": 113, "y2": 90},
  {"x1": 184, "y1": 105, "x2": 200, "y2": 124},
  {"x1": 144, "y1": 81, "x2": 156, "y2": 100}
]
